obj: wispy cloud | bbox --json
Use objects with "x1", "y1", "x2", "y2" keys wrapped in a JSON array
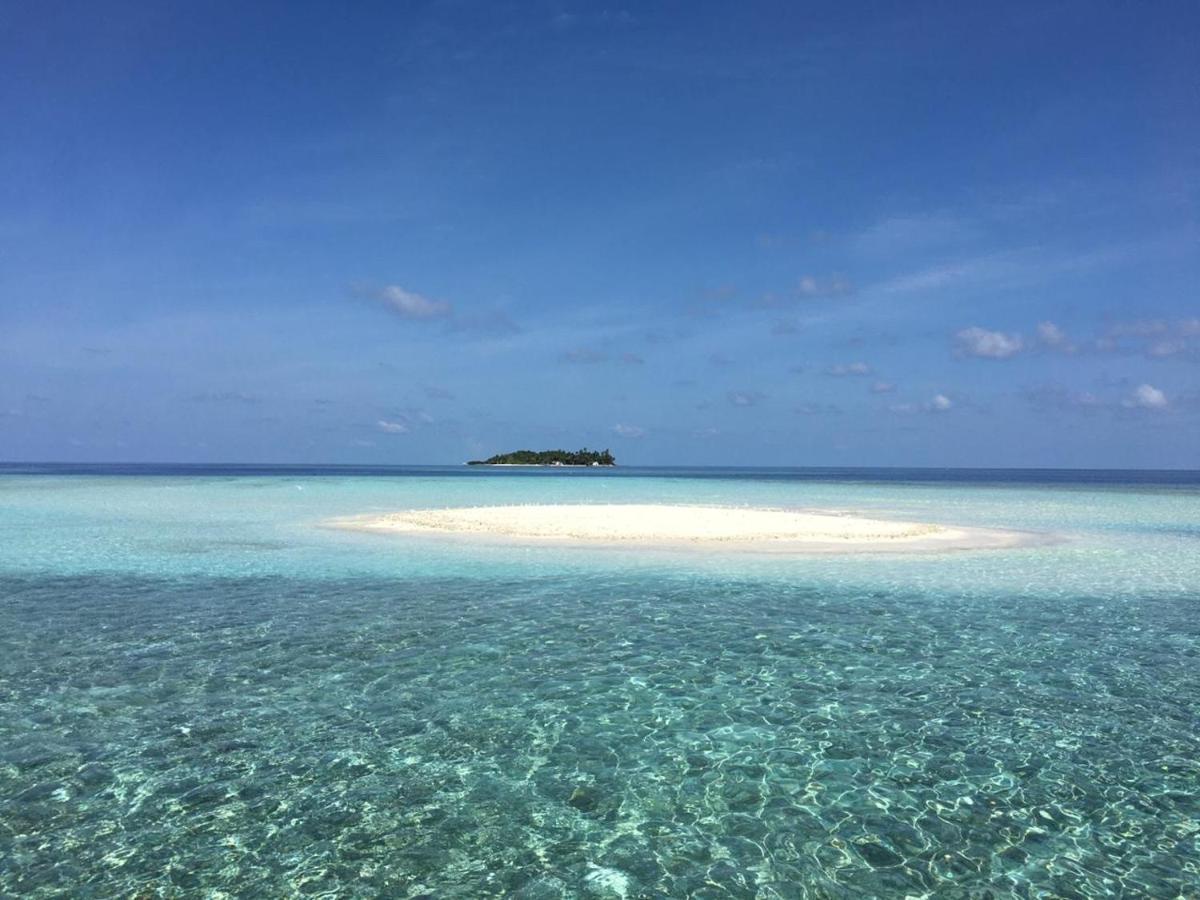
[
  {"x1": 1028, "y1": 382, "x2": 1172, "y2": 414},
  {"x1": 825, "y1": 361, "x2": 872, "y2": 376},
  {"x1": 1123, "y1": 319, "x2": 1200, "y2": 357},
  {"x1": 376, "y1": 418, "x2": 410, "y2": 434},
  {"x1": 374, "y1": 285, "x2": 453, "y2": 319},
  {"x1": 891, "y1": 393, "x2": 955, "y2": 414},
  {"x1": 868, "y1": 231, "x2": 1195, "y2": 303},
  {"x1": 727, "y1": 390, "x2": 765, "y2": 407},
  {"x1": 560, "y1": 348, "x2": 648, "y2": 366},
  {"x1": 870, "y1": 381, "x2": 896, "y2": 394},
  {"x1": 360, "y1": 284, "x2": 521, "y2": 336},
  {"x1": 752, "y1": 275, "x2": 853, "y2": 310},
  {"x1": 796, "y1": 402, "x2": 842, "y2": 415},
  {"x1": 1106, "y1": 320, "x2": 1174, "y2": 338},
  {"x1": 1108, "y1": 318, "x2": 1199, "y2": 360},
  {"x1": 645, "y1": 328, "x2": 686, "y2": 345},
  {"x1": 1147, "y1": 339, "x2": 1187, "y2": 358},
  {"x1": 444, "y1": 309, "x2": 521, "y2": 336},
  {"x1": 188, "y1": 391, "x2": 262, "y2": 404},
  {"x1": 1036, "y1": 321, "x2": 1070, "y2": 349},
  {"x1": 1025, "y1": 384, "x2": 1103, "y2": 413},
  {"x1": 795, "y1": 274, "x2": 853, "y2": 300},
  {"x1": 875, "y1": 256, "x2": 1006, "y2": 297},
  {"x1": 852, "y1": 212, "x2": 972, "y2": 257},
  {"x1": 954, "y1": 326, "x2": 1024, "y2": 359},
  {"x1": 560, "y1": 348, "x2": 608, "y2": 364},
  {"x1": 612, "y1": 423, "x2": 646, "y2": 438}
]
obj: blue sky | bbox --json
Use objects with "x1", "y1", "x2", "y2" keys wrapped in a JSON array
[{"x1": 1, "y1": 1, "x2": 1197, "y2": 466}]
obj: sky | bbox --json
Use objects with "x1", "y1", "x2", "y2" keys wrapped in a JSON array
[{"x1": 1, "y1": 1, "x2": 1197, "y2": 467}]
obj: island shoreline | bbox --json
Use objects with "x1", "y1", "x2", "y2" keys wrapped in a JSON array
[{"x1": 464, "y1": 463, "x2": 616, "y2": 467}]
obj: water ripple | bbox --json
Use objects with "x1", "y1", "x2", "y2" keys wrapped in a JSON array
[{"x1": 1, "y1": 574, "x2": 1197, "y2": 897}]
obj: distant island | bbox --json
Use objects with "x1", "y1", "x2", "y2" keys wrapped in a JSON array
[{"x1": 467, "y1": 448, "x2": 616, "y2": 466}]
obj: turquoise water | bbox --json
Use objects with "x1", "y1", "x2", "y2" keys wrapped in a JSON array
[{"x1": 1, "y1": 468, "x2": 1198, "y2": 897}]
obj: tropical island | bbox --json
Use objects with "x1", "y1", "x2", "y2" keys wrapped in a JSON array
[{"x1": 466, "y1": 448, "x2": 616, "y2": 466}]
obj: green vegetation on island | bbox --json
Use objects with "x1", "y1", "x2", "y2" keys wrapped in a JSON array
[{"x1": 467, "y1": 448, "x2": 616, "y2": 466}]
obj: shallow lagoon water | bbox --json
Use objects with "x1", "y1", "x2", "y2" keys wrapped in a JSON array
[{"x1": 1, "y1": 466, "x2": 1198, "y2": 897}]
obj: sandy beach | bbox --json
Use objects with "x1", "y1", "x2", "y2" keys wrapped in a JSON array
[{"x1": 330, "y1": 503, "x2": 1038, "y2": 553}]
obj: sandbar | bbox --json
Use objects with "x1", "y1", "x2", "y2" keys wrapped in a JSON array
[{"x1": 329, "y1": 504, "x2": 1041, "y2": 554}]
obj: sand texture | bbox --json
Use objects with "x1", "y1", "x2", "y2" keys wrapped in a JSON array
[{"x1": 330, "y1": 504, "x2": 1039, "y2": 554}]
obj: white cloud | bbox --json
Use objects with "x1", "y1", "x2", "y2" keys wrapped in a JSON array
[
  {"x1": 954, "y1": 326, "x2": 1024, "y2": 359},
  {"x1": 1123, "y1": 384, "x2": 1168, "y2": 410},
  {"x1": 728, "y1": 390, "x2": 765, "y2": 407},
  {"x1": 376, "y1": 419, "x2": 410, "y2": 434},
  {"x1": 1036, "y1": 321, "x2": 1067, "y2": 346},
  {"x1": 795, "y1": 274, "x2": 853, "y2": 299},
  {"x1": 1147, "y1": 339, "x2": 1186, "y2": 358},
  {"x1": 612, "y1": 423, "x2": 646, "y2": 438},
  {"x1": 870, "y1": 381, "x2": 895, "y2": 394},
  {"x1": 891, "y1": 394, "x2": 955, "y2": 414},
  {"x1": 826, "y1": 361, "x2": 872, "y2": 376},
  {"x1": 376, "y1": 285, "x2": 452, "y2": 319}
]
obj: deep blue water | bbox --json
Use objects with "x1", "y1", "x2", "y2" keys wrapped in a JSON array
[
  {"x1": 1, "y1": 467, "x2": 1198, "y2": 897},
  {"x1": 4, "y1": 462, "x2": 1200, "y2": 486}
]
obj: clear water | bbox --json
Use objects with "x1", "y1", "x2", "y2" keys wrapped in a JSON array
[{"x1": 1, "y1": 466, "x2": 1197, "y2": 897}]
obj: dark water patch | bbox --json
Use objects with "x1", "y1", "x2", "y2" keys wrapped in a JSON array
[
  {"x1": 1, "y1": 573, "x2": 1198, "y2": 897},
  {"x1": 4, "y1": 461, "x2": 1200, "y2": 488},
  {"x1": 1139, "y1": 524, "x2": 1200, "y2": 539},
  {"x1": 147, "y1": 538, "x2": 293, "y2": 555}
]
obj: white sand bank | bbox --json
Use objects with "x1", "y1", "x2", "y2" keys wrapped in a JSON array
[{"x1": 329, "y1": 504, "x2": 1041, "y2": 554}]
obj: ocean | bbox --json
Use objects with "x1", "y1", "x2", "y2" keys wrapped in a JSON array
[{"x1": 1, "y1": 465, "x2": 1197, "y2": 897}]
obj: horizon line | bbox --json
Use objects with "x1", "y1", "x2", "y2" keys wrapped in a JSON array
[{"x1": 2, "y1": 460, "x2": 1199, "y2": 474}]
